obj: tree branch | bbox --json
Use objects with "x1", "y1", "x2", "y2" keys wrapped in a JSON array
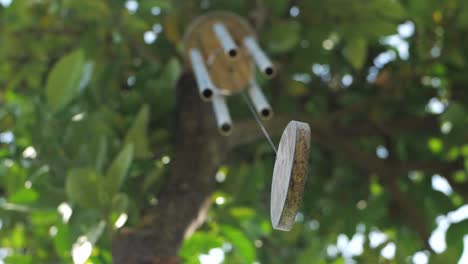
[{"x1": 229, "y1": 114, "x2": 439, "y2": 149}]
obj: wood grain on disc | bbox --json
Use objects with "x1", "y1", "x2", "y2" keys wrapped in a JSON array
[
  {"x1": 183, "y1": 12, "x2": 255, "y2": 94},
  {"x1": 271, "y1": 121, "x2": 311, "y2": 231}
]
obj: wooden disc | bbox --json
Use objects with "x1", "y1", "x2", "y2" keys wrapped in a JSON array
[
  {"x1": 271, "y1": 121, "x2": 311, "y2": 231},
  {"x1": 183, "y1": 12, "x2": 255, "y2": 95}
]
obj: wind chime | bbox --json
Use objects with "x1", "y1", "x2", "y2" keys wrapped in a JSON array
[{"x1": 183, "y1": 11, "x2": 311, "y2": 231}]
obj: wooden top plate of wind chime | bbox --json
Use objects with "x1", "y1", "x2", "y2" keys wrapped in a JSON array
[
  {"x1": 271, "y1": 121, "x2": 311, "y2": 231},
  {"x1": 183, "y1": 11, "x2": 275, "y2": 97},
  {"x1": 183, "y1": 11, "x2": 276, "y2": 135}
]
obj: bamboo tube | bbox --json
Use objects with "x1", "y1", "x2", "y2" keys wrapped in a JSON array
[
  {"x1": 243, "y1": 36, "x2": 275, "y2": 77},
  {"x1": 212, "y1": 94, "x2": 232, "y2": 135},
  {"x1": 189, "y1": 48, "x2": 214, "y2": 100},
  {"x1": 198, "y1": 28, "x2": 233, "y2": 93},
  {"x1": 213, "y1": 23, "x2": 238, "y2": 58},
  {"x1": 247, "y1": 80, "x2": 273, "y2": 120}
]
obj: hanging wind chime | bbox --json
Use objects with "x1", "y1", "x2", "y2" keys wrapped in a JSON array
[{"x1": 183, "y1": 11, "x2": 311, "y2": 231}]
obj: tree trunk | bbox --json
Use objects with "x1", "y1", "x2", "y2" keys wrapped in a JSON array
[{"x1": 112, "y1": 73, "x2": 227, "y2": 264}]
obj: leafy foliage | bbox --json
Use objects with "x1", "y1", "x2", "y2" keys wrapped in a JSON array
[{"x1": 1, "y1": 0, "x2": 468, "y2": 263}]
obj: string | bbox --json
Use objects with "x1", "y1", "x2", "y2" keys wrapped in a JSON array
[{"x1": 241, "y1": 91, "x2": 278, "y2": 155}]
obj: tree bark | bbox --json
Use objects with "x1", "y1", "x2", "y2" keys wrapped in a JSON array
[{"x1": 112, "y1": 73, "x2": 227, "y2": 264}]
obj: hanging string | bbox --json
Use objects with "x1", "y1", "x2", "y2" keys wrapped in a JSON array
[{"x1": 241, "y1": 91, "x2": 278, "y2": 155}]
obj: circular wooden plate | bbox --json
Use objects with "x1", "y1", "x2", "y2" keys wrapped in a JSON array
[
  {"x1": 183, "y1": 12, "x2": 255, "y2": 95},
  {"x1": 271, "y1": 121, "x2": 311, "y2": 231}
]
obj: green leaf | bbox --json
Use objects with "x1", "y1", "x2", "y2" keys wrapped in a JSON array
[
  {"x1": 447, "y1": 49, "x2": 466, "y2": 68},
  {"x1": 376, "y1": 0, "x2": 407, "y2": 19},
  {"x1": 429, "y1": 192, "x2": 455, "y2": 219},
  {"x1": 4, "y1": 255, "x2": 33, "y2": 264},
  {"x1": 264, "y1": 21, "x2": 301, "y2": 54},
  {"x1": 4, "y1": 162, "x2": 27, "y2": 195},
  {"x1": 54, "y1": 223, "x2": 72, "y2": 259},
  {"x1": 344, "y1": 37, "x2": 367, "y2": 70},
  {"x1": 220, "y1": 225, "x2": 256, "y2": 263},
  {"x1": 453, "y1": 170, "x2": 467, "y2": 183},
  {"x1": 142, "y1": 165, "x2": 164, "y2": 193},
  {"x1": 45, "y1": 49, "x2": 86, "y2": 112},
  {"x1": 85, "y1": 220, "x2": 106, "y2": 244},
  {"x1": 162, "y1": 57, "x2": 182, "y2": 86},
  {"x1": 8, "y1": 188, "x2": 39, "y2": 204},
  {"x1": 110, "y1": 193, "x2": 129, "y2": 228},
  {"x1": 124, "y1": 105, "x2": 151, "y2": 159},
  {"x1": 8, "y1": 224, "x2": 26, "y2": 249},
  {"x1": 65, "y1": 168, "x2": 102, "y2": 208},
  {"x1": 269, "y1": 0, "x2": 289, "y2": 15},
  {"x1": 78, "y1": 61, "x2": 94, "y2": 91},
  {"x1": 122, "y1": 13, "x2": 150, "y2": 35},
  {"x1": 68, "y1": 210, "x2": 101, "y2": 237},
  {"x1": 111, "y1": 193, "x2": 129, "y2": 215},
  {"x1": 95, "y1": 136, "x2": 108, "y2": 171},
  {"x1": 139, "y1": 0, "x2": 172, "y2": 11},
  {"x1": 179, "y1": 232, "x2": 224, "y2": 262},
  {"x1": 441, "y1": 103, "x2": 467, "y2": 126},
  {"x1": 104, "y1": 144, "x2": 134, "y2": 196},
  {"x1": 434, "y1": 219, "x2": 468, "y2": 263},
  {"x1": 30, "y1": 211, "x2": 58, "y2": 227},
  {"x1": 369, "y1": 177, "x2": 383, "y2": 197},
  {"x1": 229, "y1": 207, "x2": 256, "y2": 221},
  {"x1": 331, "y1": 258, "x2": 345, "y2": 264},
  {"x1": 459, "y1": 5, "x2": 468, "y2": 27},
  {"x1": 296, "y1": 237, "x2": 327, "y2": 264},
  {"x1": 428, "y1": 137, "x2": 443, "y2": 154}
]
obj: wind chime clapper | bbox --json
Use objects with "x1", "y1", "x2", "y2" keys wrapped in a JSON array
[{"x1": 183, "y1": 11, "x2": 275, "y2": 135}]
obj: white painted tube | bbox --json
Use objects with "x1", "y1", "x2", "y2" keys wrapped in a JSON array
[
  {"x1": 247, "y1": 80, "x2": 273, "y2": 120},
  {"x1": 243, "y1": 36, "x2": 275, "y2": 77},
  {"x1": 213, "y1": 23, "x2": 238, "y2": 58},
  {"x1": 212, "y1": 94, "x2": 232, "y2": 135},
  {"x1": 189, "y1": 48, "x2": 214, "y2": 101}
]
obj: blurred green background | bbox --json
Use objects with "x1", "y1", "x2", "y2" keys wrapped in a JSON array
[{"x1": 1, "y1": 0, "x2": 468, "y2": 263}]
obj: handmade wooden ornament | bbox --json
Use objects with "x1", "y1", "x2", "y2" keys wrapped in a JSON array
[
  {"x1": 184, "y1": 12, "x2": 255, "y2": 96},
  {"x1": 183, "y1": 11, "x2": 275, "y2": 135},
  {"x1": 271, "y1": 121, "x2": 311, "y2": 231},
  {"x1": 184, "y1": 13, "x2": 311, "y2": 232}
]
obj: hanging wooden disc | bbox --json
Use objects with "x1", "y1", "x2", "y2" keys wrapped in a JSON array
[
  {"x1": 183, "y1": 11, "x2": 255, "y2": 95},
  {"x1": 271, "y1": 121, "x2": 311, "y2": 231}
]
